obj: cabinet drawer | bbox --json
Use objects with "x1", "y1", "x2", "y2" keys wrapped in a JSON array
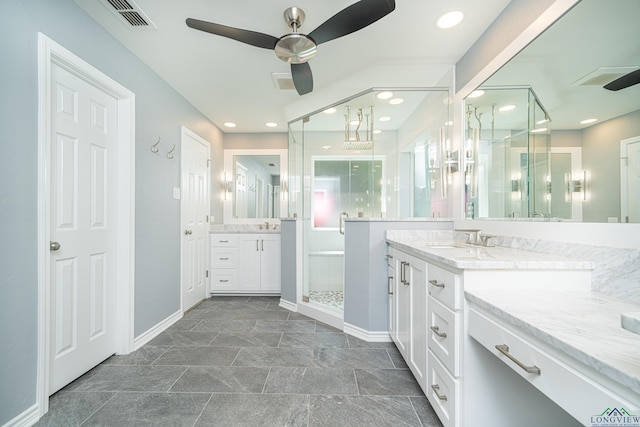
[
  {"x1": 428, "y1": 296, "x2": 461, "y2": 376},
  {"x1": 427, "y1": 350, "x2": 460, "y2": 427},
  {"x1": 211, "y1": 248, "x2": 238, "y2": 268},
  {"x1": 210, "y1": 234, "x2": 239, "y2": 247},
  {"x1": 468, "y1": 307, "x2": 637, "y2": 424},
  {"x1": 210, "y1": 270, "x2": 237, "y2": 291},
  {"x1": 427, "y1": 264, "x2": 462, "y2": 310}
]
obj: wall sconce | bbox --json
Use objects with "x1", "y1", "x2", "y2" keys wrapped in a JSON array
[
  {"x1": 444, "y1": 149, "x2": 459, "y2": 186},
  {"x1": 223, "y1": 172, "x2": 232, "y2": 200}
]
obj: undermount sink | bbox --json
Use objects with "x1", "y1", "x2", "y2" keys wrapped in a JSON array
[
  {"x1": 422, "y1": 242, "x2": 466, "y2": 249},
  {"x1": 621, "y1": 312, "x2": 640, "y2": 336}
]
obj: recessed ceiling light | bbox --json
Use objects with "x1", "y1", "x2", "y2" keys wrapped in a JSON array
[
  {"x1": 379, "y1": 116, "x2": 391, "y2": 122},
  {"x1": 437, "y1": 11, "x2": 464, "y2": 29},
  {"x1": 499, "y1": 105, "x2": 516, "y2": 112},
  {"x1": 265, "y1": 122, "x2": 278, "y2": 127},
  {"x1": 389, "y1": 98, "x2": 404, "y2": 105},
  {"x1": 467, "y1": 90, "x2": 485, "y2": 98},
  {"x1": 530, "y1": 127, "x2": 548, "y2": 133},
  {"x1": 376, "y1": 91, "x2": 393, "y2": 100},
  {"x1": 223, "y1": 122, "x2": 236, "y2": 128},
  {"x1": 323, "y1": 108, "x2": 336, "y2": 114},
  {"x1": 373, "y1": 129, "x2": 382, "y2": 134},
  {"x1": 580, "y1": 118, "x2": 598, "y2": 125}
]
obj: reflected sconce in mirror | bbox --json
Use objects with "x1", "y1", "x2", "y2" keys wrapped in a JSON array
[
  {"x1": 444, "y1": 149, "x2": 459, "y2": 187},
  {"x1": 511, "y1": 173, "x2": 521, "y2": 200},
  {"x1": 565, "y1": 171, "x2": 588, "y2": 201}
]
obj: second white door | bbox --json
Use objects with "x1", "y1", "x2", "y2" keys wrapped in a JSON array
[{"x1": 181, "y1": 127, "x2": 210, "y2": 311}]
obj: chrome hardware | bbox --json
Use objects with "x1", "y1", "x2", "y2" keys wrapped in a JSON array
[
  {"x1": 256, "y1": 239, "x2": 259, "y2": 251},
  {"x1": 430, "y1": 325, "x2": 447, "y2": 338},
  {"x1": 429, "y1": 279, "x2": 445, "y2": 288},
  {"x1": 495, "y1": 344, "x2": 541, "y2": 375},
  {"x1": 185, "y1": 229, "x2": 192, "y2": 235},
  {"x1": 220, "y1": 279, "x2": 229, "y2": 283},
  {"x1": 400, "y1": 261, "x2": 409, "y2": 285},
  {"x1": 388, "y1": 276, "x2": 393, "y2": 295},
  {"x1": 431, "y1": 384, "x2": 448, "y2": 401},
  {"x1": 386, "y1": 254, "x2": 393, "y2": 259},
  {"x1": 219, "y1": 239, "x2": 229, "y2": 243},
  {"x1": 261, "y1": 239, "x2": 264, "y2": 251},
  {"x1": 455, "y1": 228, "x2": 481, "y2": 244},
  {"x1": 219, "y1": 257, "x2": 229, "y2": 261},
  {"x1": 478, "y1": 234, "x2": 496, "y2": 247},
  {"x1": 50, "y1": 241, "x2": 61, "y2": 251},
  {"x1": 339, "y1": 211, "x2": 349, "y2": 235}
]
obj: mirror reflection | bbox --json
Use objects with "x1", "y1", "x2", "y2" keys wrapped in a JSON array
[
  {"x1": 467, "y1": 0, "x2": 640, "y2": 223},
  {"x1": 232, "y1": 155, "x2": 280, "y2": 219}
]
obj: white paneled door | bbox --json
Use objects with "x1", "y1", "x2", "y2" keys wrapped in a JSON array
[
  {"x1": 181, "y1": 127, "x2": 210, "y2": 311},
  {"x1": 49, "y1": 63, "x2": 117, "y2": 394}
]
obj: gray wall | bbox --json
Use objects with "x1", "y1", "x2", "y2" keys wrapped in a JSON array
[
  {"x1": 344, "y1": 220, "x2": 453, "y2": 333},
  {"x1": 582, "y1": 109, "x2": 640, "y2": 223},
  {"x1": 0, "y1": 0, "x2": 223, "y2": 423},
  {"x1": 224, "y1": 133, "x2": 288, "y2": 149}
]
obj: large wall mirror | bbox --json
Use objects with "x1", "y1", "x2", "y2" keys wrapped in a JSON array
[
  {"x1": 465, "y1": 0, "x2": 640, "y2": 223},
  {"x1": 223, "y1": 149, "x2": 288, "y2": 222}
]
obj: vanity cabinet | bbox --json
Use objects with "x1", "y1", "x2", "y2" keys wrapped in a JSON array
[
  {"x1": 388, "y1": 247, "x2": 428, "y2": 388},
  {"x1": 387, "y1": 239, "x2": 594, "y2": 427},
  {"x1": 210, "y1": 233, "x2": 280, "y2": 294}
]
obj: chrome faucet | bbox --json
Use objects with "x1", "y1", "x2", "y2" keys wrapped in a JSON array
[{"x1": 455, "y1": 228, "x2": 496, "y2": 247}]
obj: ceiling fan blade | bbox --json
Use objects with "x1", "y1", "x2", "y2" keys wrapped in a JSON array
[
  {"x1": 604, "y1": 69, "x2": 640, "y2": 91},
  {"x1": 186, "y1": 18, "x2": 279, "y2": 50},
  {"x1": 291, "y1": 62, "x2": 313, "y2": 95},
  {"x1": 308, "y1": 0, "x2": 395, "y2": 45}
]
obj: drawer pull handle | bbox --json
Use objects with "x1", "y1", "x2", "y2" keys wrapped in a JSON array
[
  {"x1": 220, "y1": 279, "x2": 229, "y2": 283},
  {"x1": 431, "y1": 384, "x2": 447, "y2": 401},
  {"x1": 429, "y1": 279, "x2": 445, "y2": 288},
  {"x1": 388, "y1": 276, "x2": 394, "y2": 295},
  {"x1": 220, "y1": 257, "x2": 229, "y2": 260},
  {"x1": 219, "y1": 240, "x2": 229, "y2": 243},
  {"x1": 430, "y1": 325, "x2": 447, "y2": 338},
  {"x1": 495, "y1": 344, "x2": 541, "y2": 375}
]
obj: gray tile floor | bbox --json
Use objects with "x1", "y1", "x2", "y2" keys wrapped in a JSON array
[{"x1": 36, "y1": 296, "x2": 443, "y2": 426}]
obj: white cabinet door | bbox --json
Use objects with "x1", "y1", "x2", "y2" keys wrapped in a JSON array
[
  {"x1": 408, "y1": 254, "x2": 428, "y2": 388},
  {"x1": 238, "y1": 235, "x2": 261, "y2": 291},
  {"x1": 260, "y1": 234, "x2": 281, "y2": 292},
  {"x1": 395, "y1": 252, "x2": 411, "y2": 359}
]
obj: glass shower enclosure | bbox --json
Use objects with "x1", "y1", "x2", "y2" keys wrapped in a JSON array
[{"x1": 288, "y1": 88, "x2": 450, "y2": 320}]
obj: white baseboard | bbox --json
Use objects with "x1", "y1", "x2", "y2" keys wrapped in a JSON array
[
  {"x1": 343, "y1": 322, "x2": 392, "y2": 342},
  {"x1": 3, "y1": 403, "x2": 39, "y2": 427},
  {"x1": 279, "y1": 299, "x2": 297, "y2": 312},
  {"x1": 133, "y1": 310, "x2": 183, "y2": 351}
]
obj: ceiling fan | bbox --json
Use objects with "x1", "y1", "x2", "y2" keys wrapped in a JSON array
[
  {"x1": 604, "y1": 68, "x2": 640, "y2": 91},
  {"x1": 186, "y1": 0, "x2": 396, "y2": 95}
]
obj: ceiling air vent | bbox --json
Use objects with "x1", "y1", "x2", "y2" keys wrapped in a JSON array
[
  {"x1": 572, "y1": 66, "x2": 639, "y2": 86},
  {"x1": 101, "y1": 0, "x2": 156, "y2": 29},
  {"x1": 271, "y1": 73, "x2": 296, "y2": 90}
]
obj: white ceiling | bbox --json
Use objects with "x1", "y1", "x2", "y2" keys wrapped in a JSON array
[{"x1": 74, "y1": 0, "x2": 511, "y2": 133}]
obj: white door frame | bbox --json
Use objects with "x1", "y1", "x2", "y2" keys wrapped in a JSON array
[
  {"x1": 621, "y1": 135, "x2": 640, "y2": 223},
  {"x1": 36, "y1": 33, "x2": 135, "y2": 416}
]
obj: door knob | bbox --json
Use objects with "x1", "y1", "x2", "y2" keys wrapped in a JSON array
[
  {"x1": 50, "y1": 241, "x2": 61, "y2": 251},
  {"x1": 185, "y1": 229, "x2": 193, "y2": 235}
]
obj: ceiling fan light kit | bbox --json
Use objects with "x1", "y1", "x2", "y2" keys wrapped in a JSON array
[{"x1": 186, "y1": 0, "x2": 396, "y2": 95}]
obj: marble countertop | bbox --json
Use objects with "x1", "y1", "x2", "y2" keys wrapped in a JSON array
[
  {"x1": 465, "y1": 288, "x2": 640, "y2": 395},
  {"x1": 210, "y1": 224, "x2": 280, "y2": 234},
  {"x1": 386, "y1": 232, "x2": 595, "y2": 270}
]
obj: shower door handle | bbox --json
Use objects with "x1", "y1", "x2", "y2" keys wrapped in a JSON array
[{"x1": 339, "y1": 212, "x2": 349, "y2": 235}]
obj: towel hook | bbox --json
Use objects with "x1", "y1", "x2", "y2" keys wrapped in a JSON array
[
  {"x1": 151, "y1": 137, "x2": 161, "y2": 153},
  {"x1": 167, "y1": 144, "x2": 176, "y2": 159}
]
